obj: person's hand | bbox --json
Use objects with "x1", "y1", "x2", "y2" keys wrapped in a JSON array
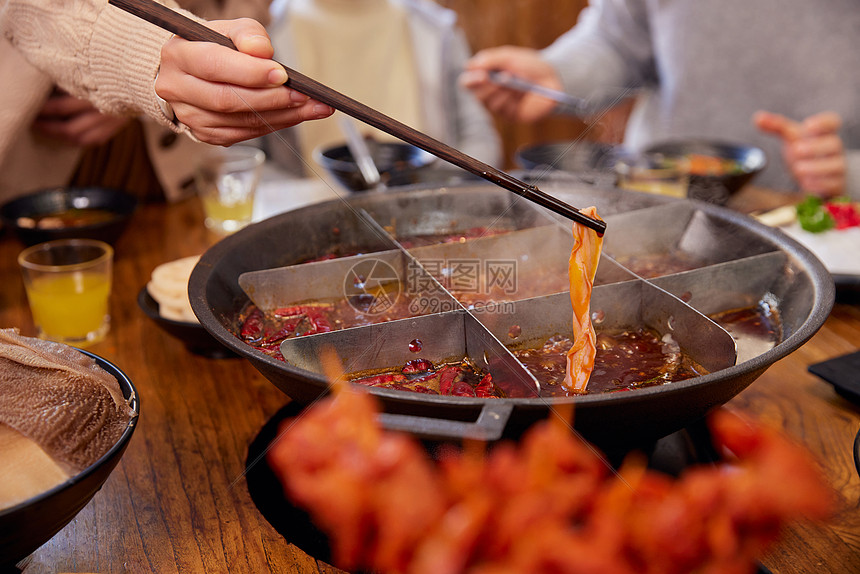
[
  {"x1": 156, "y1": 18, "x2": 334, "y2": 145},
  {"x1": 461, "y1": 46, "x2": 562, "y2": 123},
  {"x1": 754, "y1": 110, "x2": 846, "y2": 198},
  {"x1": 32, "y1": 90, "x2": 130, "y2": 147}
]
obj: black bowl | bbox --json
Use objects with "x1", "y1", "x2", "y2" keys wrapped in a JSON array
[
  {"x1": 644, "y1": 140, "x2": 767, "y2": 204},
  {"x1": 0, "y1": 187, "x2": 137, "y2": 247},
  {"x1": 515, "y1": 139, "x2": 620, "y2": 172},
  {"x1": 137, "y1": 287, "x2": 236, "y2": 358},
  {"x1": 0, "y1": 349, "x2": 139, "y2": 566},
  {"x1": 314, "y1": 141, "x2": 436, "y2": 191}
]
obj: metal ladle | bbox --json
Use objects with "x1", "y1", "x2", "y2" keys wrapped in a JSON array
[{"x1": 338, "y1": 116, "x2": 382, "y2": 189}]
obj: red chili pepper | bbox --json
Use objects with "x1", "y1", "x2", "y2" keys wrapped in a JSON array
[
  {"x1": 239, "y1": 307, "x2": 266, "y2": 340},
  {"x1": 402, "y1": 358, "x2": 434, "y2": 375},
  {"x1": 450, "y1": 380, "x2": 476, "y2": 397},
  {"x1": 303, "y1": 307, "x2": 333, "y2": 335},
  {"x1": 825, "y1": 202, "x2": 860, "y2": 229},
  {"x1": 438, "y1": 366, "x2": 460, "y2": 395},
  {"x1": 474, "y1": 373, "x2": 495, "y2": 398},
  {"x1": 260, "y1": 317, "x2": 303, "y2": 345}
]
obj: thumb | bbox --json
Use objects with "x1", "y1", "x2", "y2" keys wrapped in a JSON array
[{"x1": 210, "y1": 18, "x2": 274, "y2": 59}]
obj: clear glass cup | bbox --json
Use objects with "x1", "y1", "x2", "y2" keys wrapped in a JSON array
[
  {"x1": 616, "y1": 153, "x2": 690, "y2": 198},
  {"x1": 18, "y1": 239, "x2": 113, "y2": 346},
  {"x1": 195, "y1": 145, "x2": 265, "y2": 234}
]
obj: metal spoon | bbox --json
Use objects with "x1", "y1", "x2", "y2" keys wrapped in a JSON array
[{"x1": 339, "y1": 116, "x2": 382, "y2": 189}]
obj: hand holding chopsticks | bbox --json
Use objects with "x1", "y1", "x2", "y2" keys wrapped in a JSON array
[
  {"x1": 108, "y1": 0, "x2": 606, "y2": 235},
  {"x1": 149, "y1": 12, "x2": 334, "y2": 145}
]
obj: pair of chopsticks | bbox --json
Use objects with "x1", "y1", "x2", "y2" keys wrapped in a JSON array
[
  {"x1": 108, "y1": 0, "x2": 606, "y2": 236},
  {"x1": 487, "y1": 70, "x2": 592, "y2": 117}
]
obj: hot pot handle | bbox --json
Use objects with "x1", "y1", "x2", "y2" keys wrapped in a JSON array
[{"x1": 377, "y1": 402, "x2": 514, "y2": 441}]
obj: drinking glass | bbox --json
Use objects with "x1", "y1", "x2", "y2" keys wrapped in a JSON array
[
  {"x1": 195, "y1": 145, "x2": 265, "y2": 234},
  {"x1": 18, "y1": 239, "x2": 113, "y2": 346}
]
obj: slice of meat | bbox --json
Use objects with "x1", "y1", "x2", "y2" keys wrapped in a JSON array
[
  {"x1": 563, "y1": 207, "x2": 604, "y2": 393},
  {"x1": 0, "y1": 328, "x2": 134, "y2": 475}
]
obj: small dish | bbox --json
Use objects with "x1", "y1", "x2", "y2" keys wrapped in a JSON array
[
  {"x1": 0, "y1": 186, "x2": 137, "y2": 247},
  {"x1": 137, "y1": 287, "x2": 236, "y2": 358},
  {"x1": 314, "y1": 141, "x2": 436, "y2": 192},
  {"x1": 0, "y1": 349, "x2": 139, "y2": 566}
]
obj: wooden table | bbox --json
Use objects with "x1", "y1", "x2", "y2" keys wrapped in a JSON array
[{"x1": 2, "y1": 190, "x2": 859, "y2": 573}]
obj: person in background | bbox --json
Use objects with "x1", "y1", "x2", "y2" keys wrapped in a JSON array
[
  {"x1": 0, "y1": 0, "x2": 333, "y2": 203},
  {"x1": 258, "y1": 0, "x2": 501, "y2": 177},
  {"x1": 461, "y1": 0, "x2": 859, "y2": 199}
]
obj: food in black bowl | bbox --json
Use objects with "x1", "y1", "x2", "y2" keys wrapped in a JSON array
[
  {"x1": 0, "y1": 330, "x2": 139, "y2": 566},
  {"x1": 314, "y1": 141, "x2": 436, "y2": 191},
  {"x1": 644, "y1": 140, "x2": 767, "y2": 204},
  {"x1": 0, "y1": 186, "x2": 137, "y2": 246}
]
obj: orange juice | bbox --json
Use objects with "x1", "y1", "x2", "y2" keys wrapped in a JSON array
[
  {"x1": 24, "y1": 272, "x2": 111, "y2": 345},
  {"x1": 201, "y1": 194, "x2": 254, "y2": 233}
]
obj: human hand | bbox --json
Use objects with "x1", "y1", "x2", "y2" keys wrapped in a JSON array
[
  {"x1": 461, "y1": 46, "x2": 562, "y2": 123},
  {"x1": 156, "y1": 18, "x2": 334, "y2": 145},
  {"x1": 754, "y1": 110, "x2": 846, "y2": 198},
  {"x1": 32, "y1": 90, "x2": 130, "y2": 147}
]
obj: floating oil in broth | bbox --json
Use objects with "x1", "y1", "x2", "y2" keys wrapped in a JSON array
[
  {"x1": 709, "y1": 302, "x2": 782, "y2": 364},
  {"x1": 614, "y1": 250, "x2": 710, "y2": 279},
  {"x1": 512, "y1": 328, "x2": 708, "y2": 397}
]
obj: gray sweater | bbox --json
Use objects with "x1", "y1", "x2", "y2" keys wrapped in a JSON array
[{"x1": 543, "y1": 0, "x2": 860, "y2": 197}]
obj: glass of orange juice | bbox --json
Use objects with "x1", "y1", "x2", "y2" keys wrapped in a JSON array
[
  {"x1": 195, "y1": 145, "x2": 265, "y2": 235},
  {"x1": 18, "y1": 239, "x2": 113, "y2": 347}
]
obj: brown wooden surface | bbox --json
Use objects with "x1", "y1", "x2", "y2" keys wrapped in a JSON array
[{"x1": 1, "y1": 188, "x2": 859, "y2": 573}]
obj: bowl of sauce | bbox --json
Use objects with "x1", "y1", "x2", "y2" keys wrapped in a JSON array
[
  {"x1": 644, "y1": 140, "x2": 767, "y2": 204},
  {"x1": 0, "y1": 187, "x2": 137, "y2": 246}
]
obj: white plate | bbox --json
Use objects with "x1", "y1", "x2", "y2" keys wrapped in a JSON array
[{"x1": 780, "y1": 223, "x2": 860, "y2": 280}]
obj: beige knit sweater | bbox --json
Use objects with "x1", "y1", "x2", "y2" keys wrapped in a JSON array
[{"x1": 0, "y1": 0, "x2": 269, "y2": 202}]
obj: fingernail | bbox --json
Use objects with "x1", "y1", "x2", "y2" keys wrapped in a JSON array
[
  {"x1": 290, "y1": 90, "x2": 309, "y2": 103},
  {"x1": 269, "y1": 67, "x2": 288, "y2": 86},
  {"x1": 314, "y1": 104, "x2": 333, "y2": 116}
]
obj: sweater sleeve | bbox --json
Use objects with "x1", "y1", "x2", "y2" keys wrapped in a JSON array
[
  {"x1": 1, "y1": 0, "x2": 182, "y2": 130},
  {"x1": 541, "y1": 0, "x2": 656, "y2": 110}
]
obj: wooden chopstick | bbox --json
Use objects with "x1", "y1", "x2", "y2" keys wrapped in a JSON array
[{"x1": 108, "y1": 0, "x2": 606, "y2": 235}]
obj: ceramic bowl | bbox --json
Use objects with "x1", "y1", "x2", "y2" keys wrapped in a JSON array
[
  {"x1": 0, "y1": 350, "x2": 139, "y2": 566},
  {"x1": 0, "y1": 187, "x2": 137, "y2": 246}
]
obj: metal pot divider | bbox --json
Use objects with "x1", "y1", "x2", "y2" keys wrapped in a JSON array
[{"x1": 190, "y1": 182, "x2": 834, "y2": 450}]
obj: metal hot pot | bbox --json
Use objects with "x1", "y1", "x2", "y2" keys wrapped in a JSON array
[{"x1": 189, "y1": 176, "x2": 833, "y2": 450}]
